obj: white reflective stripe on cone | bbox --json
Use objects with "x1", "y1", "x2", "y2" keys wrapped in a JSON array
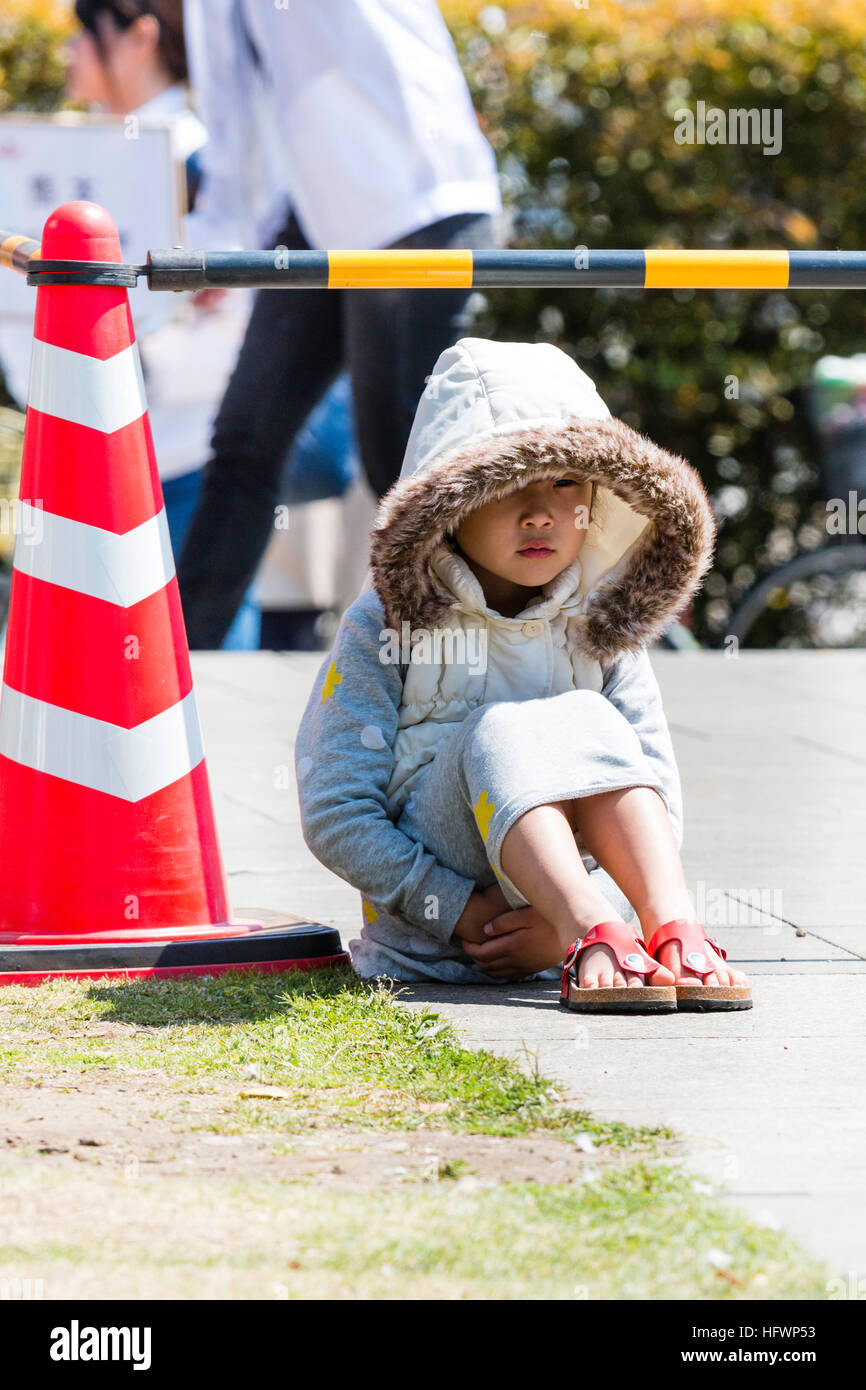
[
  {"x1": 0, "y1": 685, "x2": 205, "y2": 801},
  {"x1": 28, "y1": 338, "x2": 147, "y2": 434},
  {"x1": 12, "y1": 503, "x2": 175, "y2": 606}
]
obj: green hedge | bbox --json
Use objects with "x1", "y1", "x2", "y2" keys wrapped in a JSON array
[
  {"x1": 5, "y1": 0, "x2": 866, "y2": 641},
  {"x1": 0, "y1": 1, "x2": 68, "y2": 113},
  {"x1": 443, "y1": 0, "x2": 866, "y2": 643}
]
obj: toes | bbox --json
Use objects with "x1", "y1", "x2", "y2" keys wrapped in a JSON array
[
  {"x1": 578, "y1": 945, "x2": 614, "y2": 990},
  {"x1": 612, "y1": 970, "x2": 627, "y2": 988},
  {"x1": 648, "y1": 962, "x2": 676, "y2": 987}
]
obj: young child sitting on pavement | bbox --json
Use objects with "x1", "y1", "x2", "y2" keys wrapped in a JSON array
[{"x1": 294, "y1": 337, "x2": 751, "y2": 1013}]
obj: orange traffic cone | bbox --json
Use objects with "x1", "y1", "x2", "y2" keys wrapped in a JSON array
[{"x1": 0, "y1": 202, "x2": 346, "y2": 985}]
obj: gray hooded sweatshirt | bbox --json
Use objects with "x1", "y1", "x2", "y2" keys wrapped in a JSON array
[{"x1": 294, "y1": 337, "x2": 716, "y2": 980}]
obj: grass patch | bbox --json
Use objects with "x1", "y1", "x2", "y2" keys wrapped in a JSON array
[
  {"x1": 0, "y1": 967, "x2": 837, "y2": 1299},
  {"x1": 0, "y1": 967, "x2": 660, "y2": 1145},
  {"x1": 0, "y1": 1162, "x2": 831, "y2": 1300}
]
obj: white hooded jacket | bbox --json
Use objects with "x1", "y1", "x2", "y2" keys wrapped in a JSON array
[
  {"x1": 365, "y1": 337, "x2": 715, "y2": 821},
  {"x1": 295, "y1": 338, "x2": 716, "y2": 961}
]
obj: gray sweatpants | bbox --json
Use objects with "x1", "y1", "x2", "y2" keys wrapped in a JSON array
[{"x1": 348, "y1": 689, "x2": 670, "y2": 983}]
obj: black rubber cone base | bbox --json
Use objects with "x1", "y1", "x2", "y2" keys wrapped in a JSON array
[{"x1": 0, "y1": 910, "x2": 349, "y2": 985}]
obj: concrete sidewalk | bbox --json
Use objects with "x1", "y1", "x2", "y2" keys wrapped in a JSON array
[{"x1": 193, "y1": 648, "x2": 866, "y2": 1277}]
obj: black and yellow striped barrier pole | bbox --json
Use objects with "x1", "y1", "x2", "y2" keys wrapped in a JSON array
[
  {"x1": 0, "y1": 231, "x2": 41, "y2": 276},
  {"x1": 5, "y1": 230, "x2": 866, "y2": 288},
  {"x1": 143, "y1": 246, "x2": 866, "y2": 289}
]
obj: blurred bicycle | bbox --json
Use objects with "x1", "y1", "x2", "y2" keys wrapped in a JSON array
[{"x1": 725, "y1": 355, "x2": 866, "y2": 648}]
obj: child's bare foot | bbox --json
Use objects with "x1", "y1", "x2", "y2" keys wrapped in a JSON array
[{"x1": 576, "y1": 941, "x2": 676, "y2": 990}]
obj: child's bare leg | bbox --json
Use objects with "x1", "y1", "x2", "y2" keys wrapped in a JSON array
[
  {"x1": 498, "y1": 801, "x2": 675, "y2": 989},
  {"x1": 572, "y1": 786, "x2": 750, "y2": 991}
]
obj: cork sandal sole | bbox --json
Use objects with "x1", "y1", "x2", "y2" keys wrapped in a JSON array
[
  {"x1": 673, "y1": 983, "x2": 753, "y2": 1012},
  {"x1": 560, "y1": 980, "x2": 677, "y2": 1014}
]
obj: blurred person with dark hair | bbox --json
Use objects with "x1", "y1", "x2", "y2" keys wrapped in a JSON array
[
  {"x1": 68, "y1": 0, "x2": 188, "y2": 108},
  {"x1": 176, "y1": 0, "x2": 503, "y2": 649}
]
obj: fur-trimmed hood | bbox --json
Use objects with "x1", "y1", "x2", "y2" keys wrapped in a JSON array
[{"x1": 366, "y1": 337, "x2": 716, "y2": 661}]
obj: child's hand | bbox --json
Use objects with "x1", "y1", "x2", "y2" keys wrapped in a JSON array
[
  {"x1": 480, "y1": 882, "x2": 512, "y2": 917},
  {"x1": 461, "y1": 906, "x2": 567, "y2": 981},
  {"x1": 452, "y1": 884, "x2": 513, "y2": 946}
]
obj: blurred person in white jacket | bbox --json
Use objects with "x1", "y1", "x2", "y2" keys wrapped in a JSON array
[
  {"x1": 64, "y1": 0, "x2": 261, "y2": 647},
  {"x1": 176, "y1": 0, "x2": 503, "y2": 649}
]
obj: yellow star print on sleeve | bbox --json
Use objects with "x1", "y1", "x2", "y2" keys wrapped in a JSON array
[
  {"x1": 473, "y1": 789, "x2": 494, "y2": 841},
  {"x1": 322, "y1": 661, "x2": 343, "y2": 702},
  {"x1": 473, "y1": 789, "x2": 504, "y2": 881}
]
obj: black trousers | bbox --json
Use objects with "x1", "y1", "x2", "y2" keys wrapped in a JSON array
[{"x1": 176, "y1": 207, "x2": 497, "y2": 648}]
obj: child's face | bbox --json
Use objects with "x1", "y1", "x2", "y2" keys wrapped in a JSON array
[{"x1": 453, "y1": 475, "x2": 592, "y2": 613}]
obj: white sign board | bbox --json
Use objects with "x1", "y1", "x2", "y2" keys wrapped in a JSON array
[{"x1": 0, "y1": 113, "x2": 181, "y2": 312}]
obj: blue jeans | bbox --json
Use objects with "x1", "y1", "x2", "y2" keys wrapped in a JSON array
[
  {"x1": 163, "y1": 467, "x2": 261, "y2": 650},
  {"x1": 281, "y1": 368, "x2": 359, "y2": 505}
]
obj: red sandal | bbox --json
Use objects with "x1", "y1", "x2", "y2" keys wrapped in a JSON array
[
  {"x1": 560, "y1": 920, "x2": 677, "y2": 1014},
  {"x1": 646, "y1": 919, "x2": 753, "y2": 1012}
]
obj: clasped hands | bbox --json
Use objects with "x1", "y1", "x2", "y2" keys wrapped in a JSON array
[{"x1": 452, "y1": 882, "x2": 570, "y2": 982}]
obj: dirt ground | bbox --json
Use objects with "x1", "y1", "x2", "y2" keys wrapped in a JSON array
[
  {"x1": 0, "y1": 1072, "x2": 669, "y2": 1298},
  {"x1": 1, "y1": 1071, "x2": 648, "y2": 1190}
]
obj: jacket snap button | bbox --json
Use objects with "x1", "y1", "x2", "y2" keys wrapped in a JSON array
[{"x1": 522, "y1": 620, "x2": 544, "y2": 636}]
